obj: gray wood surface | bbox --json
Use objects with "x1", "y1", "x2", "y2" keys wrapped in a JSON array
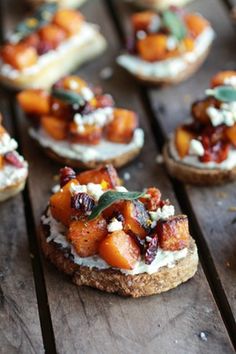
[{"x1": 0, "y1": 0, "x2": 235, "y2": 353}]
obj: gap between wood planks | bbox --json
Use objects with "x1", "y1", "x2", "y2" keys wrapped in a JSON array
[{"x1": 104, "y1": 0, "x2": 236, "y2": 349}]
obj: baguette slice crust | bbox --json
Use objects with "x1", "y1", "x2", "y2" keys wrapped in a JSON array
[
  {"x1": 26, "y1": 0, "x2": 87, "y2": 9},
  {"x1": 40, "y1": 214, "x2": 198, "y2": 297},
  {"x1": 133, "y1": 0, "x2": 193, "y2": 10},
  {"x1": 0, "y1": 178, "x2": 27, "y2": 202},
  {"x1": 0, "y1": 30, "x2": 106, "y2": 90},
  {"x1": 163, "y1": 143, "x2": 236, "y2": 185}
]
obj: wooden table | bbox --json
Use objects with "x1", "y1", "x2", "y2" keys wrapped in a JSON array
[{"x1": 0, "y1": 0, "x2": 236, "y2": 353}]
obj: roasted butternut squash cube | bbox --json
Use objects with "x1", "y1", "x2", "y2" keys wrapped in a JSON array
[
  {"x1": 156, "y1": 215, "x2": 190, "y2": 251},
  {"x1": 175, "y1": 126, "x2": 196, "y2": 158},
  {"x1": 131, "y1": 11, "x2": 158, "y2": 32},
  {"x1": 211, "y1": 71, "x2": 236, "y2": 88},
  {"x1": 105, "y1": 108, "x2": 138, "y2": 144},
  {"x1": 41, "y1": 116, "x2": 68, "y2": 140},
  {"x1": 102, "y1": 201, "x2": 125, "y2": 220},
  {"x1": 67, "y1": 215, "x2": 107, "y2": 257},
  {"x1": 225, "y1": 124, "x2": 236, "y2": 146},
  {"x1": 77, "y1": 165, "x2": 120, "y2": 188},
  {"x1": 38, "y1": 24, "x2": 67, "y2": 49},
  {"x1": 123, "y1": 200, "x2": 150, "y2": 239},
  {"x1": 69, "y1": 122, "x2": 102, "y2": 145},
  {"x1": 191, "y1": 97, "x2": 219, "y2": 125},
  {"x1": 50, "y1": 179, "x2": 79, "y2": 226},
  {"x1": 137, "y1": 34, "x2": 168, "y2": 62},
  {"x1": 0, "y1": 155, "x2": 4, "y2": 170},
  {"x1": 99, "y1": 230, "x2": 140, "y2": 269},
  {"x1": 62, "y1": 76, "x2": 87, "y2": 92},
  {"x1": 1, "y1": 43, "x2": 38, "y2": 69},
  {"x1": 53, "y1": 10, "x2": 84, "y2": 35},
  {"x1": 184, "y1": 13, "x2": 209, "y2": 38},
  {"x1": 181, "y1": 37, "x2": 195, "y2": 53},
  {"x1": 22, "y1": 33, "x2": 40, "y2": 48},
  {"x1": 17, "y1": 89, "x2": 50, "y2": 116}
]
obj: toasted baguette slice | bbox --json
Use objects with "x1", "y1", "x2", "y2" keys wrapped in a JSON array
[
  {"x1": 0, "y1": 29, "x2": 106, "y2": 90},
  {"x1": 0, "y1": 178, "x2": 27, "y2": 202},
  {"x1": 133, "y1": 0, "x2": 193, "y2": 10},
  {"x1": 163, "y1": 143, "x2": 236, "y2": 185},
  {"x1": 40, "y1": 216, "x2": 198, "y2": 297},
  {"x1": 26, "y1": 0, "x2": 87, "y2": 9},
  {"x1": 118, "y1": 45, "x2": 210, "y2": 86}
]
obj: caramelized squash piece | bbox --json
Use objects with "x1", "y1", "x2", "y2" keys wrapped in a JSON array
[
  {"x1": 62, "y1": 76, "x2": 87, "y2": 92},
  {"x1": 67, "y1": 216, "x2": 107, "y2": 257},
  {"x1": 38, "y1": 24, "x2": 67, "y2": 49},
  {"x1": 0, "y1": 156, "x2": 4, "y2": 170},
  {"x1": 175, "y1": 126, "x2": 196, "y2": 158},
  {"x1": 131, "y1": 11, "x2": 158, "y2": 32},
  {"x1": 191, "y1": 97, "x2": 219, "y2": 124},
  {"x1": 50, "y1": 179, "x2": 79, "y2": 226},
  {"x1": 156, "y1": 215, "x2": 190, "y2": 251},
  {"x1": 53, "y1": 9, "x2": 84, "y2": 35},
  {"x1": 225, "y1": 124, "x2": 236, "y2": 146},
  {"x1": 123, "y1": 200, "x2": 150, "y2": 239},
  {"x1": 17, "y1": 90, "x2": 50, "y2": 116},
  {"x1": 99, "y1": 230, "x2": 140, "y2": 270},
  {"x1": 105, "y1": 108, "x2": 137, "y2": 144},
  {"x1": 181, "y1": 37, "x2": 195, "y2": 52},
  {"x1": 211, "y1": 71, "x2": 236, "y2": 88},
  {"x1": 137, "y1": 34, "x2": 168, "y2": 62},
  {"x1": 77, "y1": 165, "x2": 120, "y2": 188},
  {"x1": 139, "y1": 187, "x2": 161, "y2": 211},
  {"x1": 184, "y1": 13, "x2": 209, "y2": 38},
  {"x1": 1, "y1": 43, "x2": 38, "y2": 69},
  {"x1": 69, "y1": 122, "x2": 102, "y2": 145},
  {"x1": 41, "y1": 116, "x2": 68, "y2": 140},
  {"x1": 102, "y1": 201, "x2": 125, "y2": 220},
  {"x1": 22, "y1": 33, "x2": 40, "y2": 48}
]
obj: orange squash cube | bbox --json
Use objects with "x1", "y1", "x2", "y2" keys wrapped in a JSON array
[
  {"x1": 184, "y1": 13, "x2": 209, "y2": 38},
  {"x1": 175, "y1": 126, "x2": 196, "y2": 158},
  {"x1": 69, "y1": 122, "x2": 102, "y2": 145},
  {"x1": 53, "y1": 10, "x2": 84, "y2": 35},
  {"x1": 211, "y1": 71, "x2": 236, "y2": 88},
  {"x1": 50, "y1": 179, "x2": 80, "y2": 226},
  {"x1": 99, "y1": 230, "x2": 140, "y2": 270},
  {"x1": 131, "y1": 11, "x2": 158, "y2": 32},
  {"x1": 61, "y1": 76, "x2": 87, "y2": 92},
  {"x1": 123, "y1": 200, "x2": 150, "y2": 239},
  {"x1": 105, "y1": 108, "x2": 138, "y2": 144},
  {"x1": 67, "y1": 215, "x2": 107, "y2": 257},
  {"x1": 38, "y1": 24, "x2": 67, "y2": 48},
  {"x1": 137, "y1": 34, "x2": 168, "y2": 62},
  {"x1": 156, "y1": 215, "x2": 190, "y2": 251},
  {"x1": 1, "y1": 43, "x2": 38, "y2": 69},
  {"x1": 77, "y1": 165, "x2": 120, "y2": 188},
  {"x1": 225, "y1": 124, "x2": 236, "y2": 146},
  {"x1": 0, "y1": 155, "x2": 4, "y2": 170},
  {"x1": 181, "y1": 37, "x2": 195, "y2": 53},
  {"x1": 191, "y1": 97, "x2": 219, "y2": 125},
  {"x1": 17, "y1": 89, "x2": 50, "y2": 116},
  {"x1": 41, "y1": 116, "x2": 68, "y2": 140}
]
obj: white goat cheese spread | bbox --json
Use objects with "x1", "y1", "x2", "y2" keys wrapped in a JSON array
[
  {"x1": 117, "y1": 27, "x2": 214, "y2": 79},
  {"x1": 29, "y1": 127, "x2": 144, "y2": 162}
]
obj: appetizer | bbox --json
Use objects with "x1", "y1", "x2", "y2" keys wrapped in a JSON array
[
  {"x1": 164, "y1": 71, "x2": 236, "y2": 185},
  {"x1": 0, "y1": 5, "x2": 106, "y2": 89},
  {"x1": 132, "y1": 0, "x2": 193, "y2": 10},
  {"x1": 17, "y1": 75, "x2": 144, "y2": 168},
  {"x1": 117, "y1": 9, "x2": 214, "y2": 85},
  {"x1": 0, "y1": 115, "x2": 28, "y2": 201},
  {"x1": 27, "y1": 0, "x2": 87, "y2": 9},
  {"x1": 41, "y1": 164, "x2": 198, "y2": 297}
]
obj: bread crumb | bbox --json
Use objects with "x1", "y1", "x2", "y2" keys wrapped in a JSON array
[{"x1": 100, "y1": 67, "x2": 113, "y2": 80}]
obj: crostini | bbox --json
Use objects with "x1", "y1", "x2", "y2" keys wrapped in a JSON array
[
  {"x1": 117, "y1": 9, "x2": 214, "y2": 85},
  {"x1": 17, "y1": 75, "x2": 144, "y2": 168},
  {"x1": 132, "y1": 0, "x2": 193, "y2": 10},
  {"x1": 164, "y1": 71, "x2": 236, "y2": 185},
  {"x1": 0, "y1": 115, "x2": 28, "y2": 201},
  {"x1": 41, "y1": 164, "x2": 198, "y2": 297},
  {"x1": 27, "y1": 0, "x2": 87, "y2": 9},
  {"x1": 0, "y1": 5, "x2": 106, "y2": 90}
]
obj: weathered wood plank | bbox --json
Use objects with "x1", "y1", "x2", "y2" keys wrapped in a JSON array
[
  {"x1": 2, "y1": 0, "x2": 234, "y2": 352},
  {"x1": 111, "y1": 0, "x2": 236, "y2": 326},
  {"x1": 0, "y1": 99, "x2": 44, "y2": 354}
]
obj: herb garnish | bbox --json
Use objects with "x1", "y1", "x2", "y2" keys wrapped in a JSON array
[
  {"x1": 162, "y1": 10, "x2": 187, "y2": 41},
  {"x1": 88, "y1": 190, "x2": 145, "y2": 220},
  {"x1": 206, "y1": 86, "x2": 236, "y2": 102},
  {"x1": 51, "y1": 88, "x2": 85, "y2": 106}
]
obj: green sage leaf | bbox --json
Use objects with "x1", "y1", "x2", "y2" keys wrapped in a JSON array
[
  {"x1": 51, "y1": 88, "x2": 85, "y2": 106},
  {"x1": 162, "y1": 10, "x2": 187, "y2": 41},
  {"x1": 206, "y1": 86, "x2": 236, "y2": 102},
  {"x1": 88, "y1": 190, "x2": 145, "y2": 220}
]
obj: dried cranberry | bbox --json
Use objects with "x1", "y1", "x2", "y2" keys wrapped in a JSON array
[
  {"x1": 71, "y1": 193, "x2": 95, "y2": 213},
  {"x1": 95, "y1": 94, "x2": 114, "y2": 108},
  {"x1": 144, "y1": 235, "x2": 158, "y2": 265},
  {"x1": 4, "y1": 152, "x2": 24, "y2": 168},
  {"x1": 37, "y1": 41, "x2": 53, "y2": 55},
  {"x1": 60, "y1": 166, "x2": 76, "y2": 187}
]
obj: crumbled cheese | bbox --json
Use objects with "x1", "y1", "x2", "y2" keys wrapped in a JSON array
[
  {"x1": 99, "y1": 66, "x2": 113, "y2": 80},
  {"x1": 149, "y1": 205, "x2": 175, "y2": 222},
  {"x1": 73, "y1": 107, "x2": 113, "y2": 129},
  {"x1": 137, "y1": 30, "x2": 146, "y2": 40},
  {"x1": 115, "y1": 186, "x2": 128, "y2": 192},
  {"x1": 87, "y1": 183, "x2": 104, "y2": 201},
  {"x1": 81, "y1": 87, "x2": 94, "y2": 101},
  {"x1": 51, "y1": 184, "x2": 61, "y2": 193},
  {"x1": 207, "y1": 106, "x2": 224, "y2": 126},
  {"x1": 0, "y1": 133, "x2": 18, "y2": 154},
  {"x1": 207, "y1": 102, "x2": 236, "y2": 127},
  {"x1": 224, "y1": 76, "x2": 236, "y2": 87},
  {"x1": 189, "y1": 139, "x2": 205, "y2": 157},
  {"x1": 69, "y1": 182, "x2": 87, "y2": 195},
  {"x1": 166, "y1": 36, "x2": 178, "y2": 51},
  {"x1": 107, "y1": 218, "x2": 123, "y2": 233}
]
